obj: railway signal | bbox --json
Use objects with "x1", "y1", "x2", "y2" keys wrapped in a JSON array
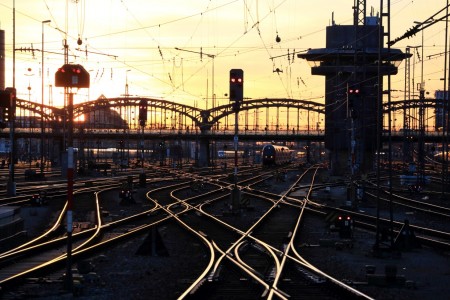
[
  {"x1": 347, "y1": 84, "x2": 360, "y2": 102},
  {"x1": 336, "y1": 215, "x2": 353, "y2": 238},
  {"x1": 229, "y1": 69, "x2": 244, "y2": 102},
  {"x1": 347, "y1": 86, "x2": 360, "y2": 95},
  {"x1": 138, "y1": 99, "x2": 148, "y2": 126},
  {"x1": 347, "y1": 83, "x2": 360, "y2": 118},
  {"x1": 0, "y1": 90, "x2": 13, "y2": 128},
  {"x1": 55, "y1": 64, "x2": 90, "y2": 88}
]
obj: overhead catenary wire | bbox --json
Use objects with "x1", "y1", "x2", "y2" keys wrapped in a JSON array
[
  {"x1": 3, "y1": 1, "x2": 444, "y2": 106},
  {"x1": 1, "y1": 0, "x2": 326, "y2": 101}
]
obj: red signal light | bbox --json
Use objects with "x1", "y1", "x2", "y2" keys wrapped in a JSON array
[
  {"x1": 55, "y1": 64, "x2": 90, "y2": 88},
  {"x1": 229, "y1": 68, "x2": 244, "y2": 102}
]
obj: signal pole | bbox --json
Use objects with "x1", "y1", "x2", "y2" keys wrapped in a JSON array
[
  {"x1": 55, "y1": 62, "x2": 90, "y2": 292},
  {"x1": 229, "y1": 69, "x2": 243, "y2": 212}
]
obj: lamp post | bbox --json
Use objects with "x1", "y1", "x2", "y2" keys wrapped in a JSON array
[{"x1": 41, "y1": 20, "x2": 51, "y2": 177}]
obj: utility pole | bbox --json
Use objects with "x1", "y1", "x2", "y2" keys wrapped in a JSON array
[
  {"x1": 41, "y1": 20, "x2": 51, "y2": 177},
  {"x1": 8, "y1": 0, "x2": 16, "y2": 196}
]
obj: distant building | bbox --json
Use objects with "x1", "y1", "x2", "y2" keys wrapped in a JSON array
[{"x1": 83, "y1": 106, "x2": 128, "y2": 129}]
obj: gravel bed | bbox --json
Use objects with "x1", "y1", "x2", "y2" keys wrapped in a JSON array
[
  {"x1": 298, "y1": 213, "x2": 450, "y2": 300},
  {"x1": 5, "y1": 172, "x2": 450, "y2": 299}
]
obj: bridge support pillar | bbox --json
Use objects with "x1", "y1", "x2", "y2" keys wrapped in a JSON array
[
  {"x1": 198, "y1": 136, "x2": 210, "y2": 167},
  {"x1": 230, "y1": 187, "x2": 241, "y2": 213}
]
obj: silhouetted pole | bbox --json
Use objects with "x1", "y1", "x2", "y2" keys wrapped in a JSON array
[
  {"x1": 229, "y1": 69, "x2": 243, "y2": 212},
  {"x1": 234, "y1": 103, "x2": 239, "y2": 190},
  {"x1": 41, "y1": 20, "x2": 51, "y2": 177},
  {"x1": 65, "y1": 91, "x2": 74, "y2": 291},
  {"x1": 7, "y1": 0, "x2": 16, "y2": 196}
]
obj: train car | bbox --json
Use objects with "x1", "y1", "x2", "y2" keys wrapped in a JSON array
[
  {"x1": 217, "y1": 150, "x2": 244, "y2": 159},
  {"x1": 261, "y1": 144, "x2": 292, "y2": 166}
]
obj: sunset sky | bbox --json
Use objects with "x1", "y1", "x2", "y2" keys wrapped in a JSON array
[{"x1": 0, "y1": 0, "x2": 448, "y2": 110}]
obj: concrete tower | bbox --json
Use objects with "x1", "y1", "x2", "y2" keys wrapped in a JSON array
[{"x1": 298, "y1": 15, "x2": 410, "y2": 176}]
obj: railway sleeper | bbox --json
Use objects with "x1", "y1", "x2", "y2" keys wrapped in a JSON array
[
  {"x1": 294, "y1": 265, "x2": 327, "y2": 284},
  {"x1": 250, "y1": 242, "x2": 268, "y2": 254},
  {"x1": 188, "y1": 278, "x2": 207, "y2": 295},
  {"x1": 265, "y1": 266, "x2": 276, "y2": 283},
  {"x1": 207, "y1": 265, "x2": 223, "y2": 282}
]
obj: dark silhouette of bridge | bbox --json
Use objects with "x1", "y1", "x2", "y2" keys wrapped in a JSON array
[
  {"x1": 0, "y1": 95, "x2": 446, "y2": 167},
  {"x1": 3, "y1": 95, "x2": 444, "y2": 131}
]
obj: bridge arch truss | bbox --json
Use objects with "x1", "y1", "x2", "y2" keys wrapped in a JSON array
[{"x1": 11, "y1": 96, "x2": 442, "y2": 133}]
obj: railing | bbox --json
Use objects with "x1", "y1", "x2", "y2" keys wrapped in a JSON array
[
  {"x1": 1, "y1": 127, "x2": 325, "y2": 137},
  {"x1": 1, "y1": 127, "x2": 447, "y2": 138}
]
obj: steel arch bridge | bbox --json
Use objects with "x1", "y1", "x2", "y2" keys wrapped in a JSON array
[
  {"x1": 12, "y1": 95, "x2": 441, "y2": 132},
  {"x1": 14, "y1": 96, "x2": 326, "y2": 131},
  {"x1": 5, "y1": 95, "x2": 446, "y2": 170}
]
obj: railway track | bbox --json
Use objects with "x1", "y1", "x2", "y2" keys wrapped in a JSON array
[
  {"x1": 0, "y1": 163, "x2": 448, "y2": 299},
  {"x1": 0, "y1": 177, "x2": 174, "y2": 291},
  {"x1": 165, "y1": 166, "x2": 372, "y2": 299}
]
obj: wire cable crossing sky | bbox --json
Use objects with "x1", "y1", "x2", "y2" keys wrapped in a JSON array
[{"x1": 0, "y1": 0, "x2": 448, "y2": 109}]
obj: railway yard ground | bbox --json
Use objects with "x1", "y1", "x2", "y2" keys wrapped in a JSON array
[{"x1": 1, "y1": 166, "x2": 450, "y2": 299}]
